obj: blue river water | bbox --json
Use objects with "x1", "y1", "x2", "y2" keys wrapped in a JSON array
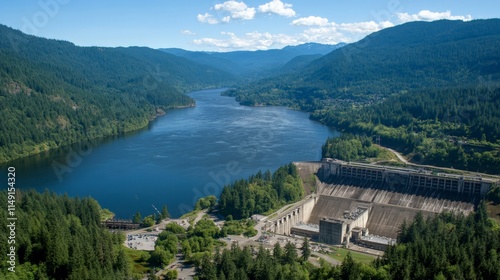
[{"x1": 4, "y1": 88, "x2": 338, "y2": 218}]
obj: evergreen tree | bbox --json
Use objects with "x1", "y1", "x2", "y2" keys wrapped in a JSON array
[
  {"x1": 273, "y1": 242, "x2": 283, "y2": 262},
  {"x1": 284, "y1": 242, "x2": 298, "y2": 264},
  {"x1": 0, "y1": 190, "x2": 131, "y2": 279},
  {"x1": 198, "y1": 254, "x2": 217, "y2": 280},
  {"x1": 341, "y1": 253, "x2": 361, "y2": 280},
  {"x1": 161, "y1": 205, "x2": 170, "y2": 219},
  {"x1": 301, "y1": 237, "x2": 311, "y2": 262},
  {"x1": 133, "y1": 211, "x2": 142, "y2": 224}
]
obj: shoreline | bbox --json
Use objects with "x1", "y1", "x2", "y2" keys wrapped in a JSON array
[{"x1": 0, "y1": 102, "x2": 196, "y2": 165}]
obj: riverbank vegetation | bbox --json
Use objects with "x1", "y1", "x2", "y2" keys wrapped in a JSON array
[
  {"x1": 322, "y1": 134, "x2": 396, "y2": 163},
  {"x1": 219, "y1": 163, "x2": 303, "y2": 220}
]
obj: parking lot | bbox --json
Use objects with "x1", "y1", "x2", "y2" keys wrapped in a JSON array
[{"x1": 125, "y1": 233, "x2": 158, "y2": 251}]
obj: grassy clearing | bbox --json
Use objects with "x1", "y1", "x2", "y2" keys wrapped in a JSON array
[
  {"x1": 328, "y1": 247, "x2": 377, "y2": 264},
  {"x1": 100, "y1": 208, "x2": 115, "y2": 221},
  {"x1": 487, "y1": 201, "x2": 500, "y2": 225},
  {"x1": 180, "y1": 209, "x2": 199, "y2": 219},
  {"x1": 375, "y1": 147, "x2": 399, "y2": 162},
  {"x1": 223, "y1": 219, "x2": 257, "y2": 237},
  {"x1": 123, "y1": 246, "x2": 151, "y2": 277},
  {"x1": 180, "y1": 209, "x2": 200, "y2": 225}
]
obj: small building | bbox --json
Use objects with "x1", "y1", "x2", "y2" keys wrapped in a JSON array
[
  {"x1": 291, "y1": 223, "x2": 320, "y2": 240},
  {"x1": 319, "y1": 218, "x2": 345, "y2": 245},
  {"x1": 357, "y1": 235, "x2": 396, "y2": 251},
  {"x1": 319, "y1": 206, "x2": 370, "y2": 245}
]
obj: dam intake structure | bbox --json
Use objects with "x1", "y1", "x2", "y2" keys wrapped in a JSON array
[{"x1": 266, "y1": 159, "x2": 499, "y2": 249}]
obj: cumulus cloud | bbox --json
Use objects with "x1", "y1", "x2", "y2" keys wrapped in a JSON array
[
  {"x1": 397, "y1": 10, "x2": 472, "y2": 23},
  {"x1": 338, "y1": 21, "x2": 394, "y2": 34},
  {"x1": 193, "y1": 26, "x2": 350, "y2": 51},
  {"x1": 197, "y1": 13, "x2": 219, "y2": 24},
  {"x1": 194, "y1": 31, "x2": 298, "y2": 51},
  {"x1": 214, "y1": 1, "x2": 256, "y2": 21},
  {"x1": 258, "y1": 0, "x2": 296, "y2": 17},
  {"x1": 181, "y1": 29, "x2": 196, "y2": 36},
  {"x1": 291, "y1": 16, "x2": 329, "y2": 26},
  {"x1": 301, "y1": 26, "x2": 350, "y2": 45},
  {"x1": 195, "y1": 6, "x2": 474, "y2": 51}
]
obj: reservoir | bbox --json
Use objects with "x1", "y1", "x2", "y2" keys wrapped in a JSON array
[{"x1": 5, "y1": 89, "x2": 338, "y2": 218}]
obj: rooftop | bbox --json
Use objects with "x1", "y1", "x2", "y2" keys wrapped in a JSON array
[
  {"x1": 292, "y1": 223, "x2": 320, "y2": 233},
  {"x1": 343, "y1": 207, "x2": 369, "y2": 221},
  {"x1": 359, "y1": 235, "x2": 396, "y2": 245}
]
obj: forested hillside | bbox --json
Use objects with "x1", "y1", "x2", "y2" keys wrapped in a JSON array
[
  {"x1": 223, "y1": 19, "x2": 500, "y2": 173},
  {"x1": 0, "y1": 25, "x2": 234, "y2": 163},
  {"x1": 379, "y1": 204, "x2": 500, "y2": 279},
  {"x1": 219, "y1": 163, "x2": 303, "y2": 219},
  {"x1": 0, "y1": 190, "x2": 129, "y2": 279},
  {"x1": 316, "y1": 87, "x2": 500, "y2": 173},
  {"x1": 226, "y1": 20, "x2": 500, "y2": 109},
  {"x1": 322, "y1": 134, "x2": 393, "y2": 162}
]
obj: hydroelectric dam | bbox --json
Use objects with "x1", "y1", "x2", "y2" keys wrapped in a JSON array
[{"x1": 264, "y1": 159, "x2": 499, "y2": 249}]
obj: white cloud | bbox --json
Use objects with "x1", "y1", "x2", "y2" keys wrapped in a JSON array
[
  {"x1": 214, "y1": 1, "x2": 256, "y2": 21},
  {"x1": 194, "y1": 31, "x2": 298, "y2": 51},
  {"x1": 194, "y1": 12, "x2": 400, "y2": 51},
  {"x1": 195, "y1": 5, "x2": 476, "y2": 50},
  {"x1": 397, "y1": 10, "x2": 472, "y2": 23},
  {"x1": 338, "y1": 21, "x2": 394, "y2": 34},
  {"x1": 291, "y1": 16, "x2": 329, "y2": 27},
  {"x1": 258, "y1": 0, "x2": 296, "y2": 17},
  {"x1": 195, "y1": 7, "x2": 475, "y2": 51},
  {"x1": 181, "y1": 29, "x2": 196, "y2": 36},
  {"x1": 193, "y1": 17, "x2": 394, "y2": 51},
  {"x1": 301, "y1": 26, "x2": 350, "y2": 45},
  {"x1": 197, "y1": 13, "x2": 219, "y2": 24}
]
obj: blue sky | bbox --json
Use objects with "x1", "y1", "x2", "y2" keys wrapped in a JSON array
[{"x1": 0, "y1": 0, "x2": 498, "y2": 51}]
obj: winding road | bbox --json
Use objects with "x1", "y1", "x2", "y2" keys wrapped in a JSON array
[{"x1": 381, "y1": 145, "x2": 500, "y2": 179}]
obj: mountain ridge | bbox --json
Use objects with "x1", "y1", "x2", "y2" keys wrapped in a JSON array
[
  {"x1": 0, "y1": 24, "x2": 235, "y2": 163},
  {"x1": 225, "y1": 19, "x2": 500, "y2": 110},
  {"x1": 160, "y1": 42, "x2": 346, "y2": 79}
]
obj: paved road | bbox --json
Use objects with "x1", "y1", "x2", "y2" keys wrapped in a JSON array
[
  {"x1": 193, "y1": 210, "x2": 207, "y2": 225},
  {"x1": 141, "y1": 254, "x2": 195, "y2": 280},
  {"x1": 382, "y1": 145, "x2": 500, "y2": 179},
  {"x1": 386, "y1": 147, "x2": 409, "y2": 164}
]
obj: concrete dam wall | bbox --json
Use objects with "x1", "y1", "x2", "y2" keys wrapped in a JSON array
[
  {"x1": 266, "y1": 194, "x2": 317, "y2": 235},
  {"x1": 308, "y1": 195, "x2": 441, "y2": 239},
  {"x1": 317, "y1": 179, "x2": 477, "y2": 214},
  {"x1": 268, "y1": 160, "x2": 496, "y2": 242}
]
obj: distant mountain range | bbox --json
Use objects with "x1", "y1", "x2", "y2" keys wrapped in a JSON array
[
  {"x1": 160, "y1": 42, "x2": 346, "y2": 79},
  {"x1": 1, "y1": 19, "x2": 499, "y2": 165},
  {"x1": 226, "y1": 19, "x2": 500, "y2": 109}
]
